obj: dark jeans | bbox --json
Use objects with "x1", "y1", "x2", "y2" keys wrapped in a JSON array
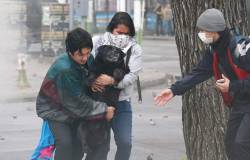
[
  {"x1": 111, "y1": 100, "x2": 132, "y2": 160},
  {"x1": 225, "y1": 109, "x2": 250, "y2": 160},
  {"x1": 85, "y1": 142, "x2": 109, "y2": 160},
  {"x1": 156, "y1": 16, "x2": 163, "y2": 36},
  {"x1": 48, "y1": 120, "x2": 84, "y2": 160},
  {"x1": 83, "y1": 120, "x2": 110, "y2": 160}
]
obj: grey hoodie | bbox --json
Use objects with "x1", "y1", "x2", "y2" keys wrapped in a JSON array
[{"x1": 92, "y1": 32, "x2": 143, "y2": 101}]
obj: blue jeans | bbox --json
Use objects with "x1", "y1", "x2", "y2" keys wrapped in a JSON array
[{"x1": 111, "y1": 100, "x2": 132, "y2": 160}]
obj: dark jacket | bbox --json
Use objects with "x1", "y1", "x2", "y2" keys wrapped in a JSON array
[
  {"x1": 36, "y1": 53, "x2": 107, "y2": 123},
  {"x1": 171, "y1": 30, "x2": 250, "y2": 107},
  {"x1": 87, "y1": 45, "x2": 129, "y2": 107}
]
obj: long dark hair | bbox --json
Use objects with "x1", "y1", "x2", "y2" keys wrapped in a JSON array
[{"x1": 106, "y1": 12, "x2": 135, "y2": 37}]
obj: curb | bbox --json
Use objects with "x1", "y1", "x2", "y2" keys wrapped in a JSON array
[
  {"x1": 139, "y1": 73, "x2": 180, "y2": 90},
  {"x1": 143, "y1": 35, "x2": 175, "y2": 41},
  {"x1": 1, "y1": 92, "x2": 38, "y2": 104},
  {"x1": 2, "y1": 73, "x2": 181, "y2": 104}
]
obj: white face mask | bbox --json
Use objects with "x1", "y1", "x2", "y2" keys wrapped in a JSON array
[
  {"x1": 108, "y1": 33, "x2": 130, "y2": 49},
  {"x1": 198, "y1": 32, "x2": 213, "y2": 44}
]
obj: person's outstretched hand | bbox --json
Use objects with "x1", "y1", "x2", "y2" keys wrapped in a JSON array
[{"x1": 154, "y1": 88, "x2": 174, "y2": 106}]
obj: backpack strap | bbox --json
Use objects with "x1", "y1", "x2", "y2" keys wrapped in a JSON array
[
  {"x1": 229, "y1": 35, "x2": 250, "y2": 73},
  {"x1": 125, "y1": 47, "x2": 132, "y2": 70},
  {"x1": 126, "y1": 47, "x2": 142, "y2": 103},
  {"x1": 136, "y1": 76, "x2": 142, "y2": 103},
  {"x1": 212, "y1": 51, "x2": 233, "y2": 106},
  {"x1": 226, "y1": 48, "x2": 250, "y2": 79}
]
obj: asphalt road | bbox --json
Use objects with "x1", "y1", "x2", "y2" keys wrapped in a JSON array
[{"x1": 0, "y1": 84, "x2": 185, "y2": 160}]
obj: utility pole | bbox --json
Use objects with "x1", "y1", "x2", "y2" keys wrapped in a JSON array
[
  {"x1": 69, "y1": 0, "x2": 88, "y2": 30},
  {"x1": 117, "y1": 0, "x2": 126, "y2": 12},
  {"x1": 247, "y1": 0, "x2": 250, "y2": 34},
  {"x1": 134, "y1": 0, "x2": 145, "y2": 44},
  {"x1": 105, "y1": 0, "x2": 109, "y2": 26},
  {"x1": 87, "y1": 0, "x2": 94, "y2": 33},
  {"x1": 92, "y1": 0, "x2": 97, "y2": 33},
  {"x1": 69, "y1": 0, "x2": 73, "y2": 30}
]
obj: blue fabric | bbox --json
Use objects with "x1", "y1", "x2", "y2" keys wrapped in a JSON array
[
  {"x1": 111, "y1": 101, "x2": 132, "y2": 160},
  {"x1": 31, "y1": 120, "x2": 55, "y2": 160}
]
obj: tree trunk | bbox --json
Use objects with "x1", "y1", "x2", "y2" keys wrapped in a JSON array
[{"x1": 171, "y1": 1, "x2": 248, "y2": 160}]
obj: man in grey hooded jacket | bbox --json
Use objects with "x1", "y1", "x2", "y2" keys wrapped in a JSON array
[{"x1": 155, "y1": 8, "x2": 250, "y2": 160}]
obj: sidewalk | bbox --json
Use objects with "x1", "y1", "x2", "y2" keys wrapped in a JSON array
[
  {"x1": 1, "y1": 37, "x2": 180, "y2": 103},
  {"x1": 1, "y1": 56, "x2": 175, "y2": 103},
  {"x1": 143, "y1": 35, "x2": 175, "y2": 41},
  {"x1": 0, "y1": 39, "x2": 185, "y2": 160}
]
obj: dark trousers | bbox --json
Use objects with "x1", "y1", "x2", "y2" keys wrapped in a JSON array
[
  {"x1": 89, "y1": 100, "x2": 132, "y2": 160},
  {"x1": 225, "y1": 111, "x2": 250, "y2": 160},
  {"x1": 156, "y1": 16, "x2": 163, "y2": 36},
  {"x1": 111, "y1": 100, "x2": 132, "y2": 160},
  {"x1": 82, "y1": 120, "x2": 110, "y2": 160},
  {"x1": 85, "y1": 143, "x2": 109, "y2": 160},
  {"x1": 48, "y1": 120, "x2": 84, "y2": 160}
]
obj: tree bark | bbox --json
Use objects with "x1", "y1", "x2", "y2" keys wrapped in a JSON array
[{"x1": 171, "y1": 1, "x2": 248, "y2": 160}]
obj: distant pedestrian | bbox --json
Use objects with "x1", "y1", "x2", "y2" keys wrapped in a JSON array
[
  {"x1": 162, "y1": 3, "x2": 173, "y2": 35},
  {"x1": 154, "y1": 3, "x2": 164, "y2": 36}
]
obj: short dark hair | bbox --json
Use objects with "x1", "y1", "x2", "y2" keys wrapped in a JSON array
[
  {"x1": 106, "y1": 12, "x2": 135, "y2": 37},
  {"x1": 65, "y1": 28, "x2": 93, "y2": 54}
]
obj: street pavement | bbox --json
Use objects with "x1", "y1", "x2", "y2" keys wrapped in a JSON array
[
  {"x1": 0, "y1": 37, "x2": 185, "y2": 160},
  {"x1": 0, "y1": 37, "x2": 181, "y2": 103},
  {"x1": 0, "y1": 85, "x2": 185, "y2": 160},
  {"x1": 0, "y1": 1, "x2": 185, "y2": 159}
]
